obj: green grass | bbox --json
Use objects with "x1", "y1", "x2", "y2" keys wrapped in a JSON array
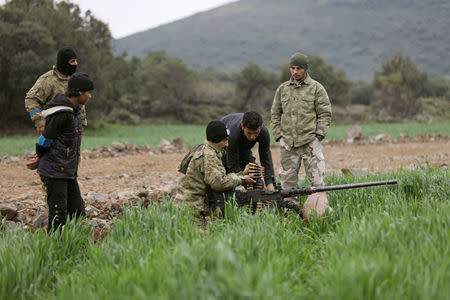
[
  {"x1": 1, "y1": 167, "x2": 449, "y2": 299},
  {"x1": 1, "y1": 121, "x2": 449, "y2": 156}
]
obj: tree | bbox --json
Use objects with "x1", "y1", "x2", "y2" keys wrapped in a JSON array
[
  {"x1": 235, "y1": 62, "x2": 277, "y2": 114},
  {"x1": 372, "y1": 53, "x2": 427, "y2": 119},
  {"x1": 0, "y1": 20, "x2": 55, "y2": 127},
  {"x1": 0, "y1": 0, "x2": 114, "y2": 128},
  {"x1": 350, "y1": 81, "x2": 373, "y2": 105}
]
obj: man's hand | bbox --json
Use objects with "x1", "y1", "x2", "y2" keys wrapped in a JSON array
[
  {"x1": 266, "y1": 183, "x2": 275, "y2": 192},
  {"x1": 243, "y1": 175, "x2": 256, "y2": 185},
  {"x1": 279, "y1": 137, "x2": 291, "y2": 151},
  {"x1": 26, "y1": 152, "x2": 40, "y2": 170},
  {"x1": 243, "y1": 163, "x2": 251, "y2": 175},
  {"x1": 37, "y1": 127, "x2": 44, "y2": 136}
]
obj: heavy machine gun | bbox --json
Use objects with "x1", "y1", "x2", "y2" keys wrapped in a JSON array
[{"x1": 205, "y1": 180, "x2": 398, "y2": 217}]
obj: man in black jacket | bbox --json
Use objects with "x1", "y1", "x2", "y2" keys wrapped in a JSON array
[
  {"x1": 27, "y1": 73, "x2": 94, "y2": 232},
  {"x1": 221, "y1": 111, "x2": 275, "y2": 192}
]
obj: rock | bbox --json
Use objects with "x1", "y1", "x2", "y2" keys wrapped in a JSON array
[
  {"x1": 127, "y1": 195, "x2": 143, "y2": 205},
  {"x1": 23, "y1": 150, "x2": 35, "y2": 160},
  {"x1": 160, "y1": 184, "x2": 176, "y2": 195},
  {"x1": 111, "y1": 142, "x2": 126, "y2": 152},
  {"x1": 1, "y1": 155, "x2": 20, "y2": 163},
  {"x1": 117, "y1": 190, "x2": 134, "y2": 199},
  {"x1": 0, "y1": 204, "x2": 18, "y2": 220},
  {"x1": 15, "y1": 212, "x2": 31, "y2": 224},
  {"x1": 159, "y1": 139, "x2": 176, "y2": 153},
  {"x1": 0, "y1": 220, "x2": 23, "y2": 231},
  {"x1": 110, "y1": 201, "x2": 123, "y2": 210},
  {"x1": 172, "y1": 137, "x2": 183, "y2": 149},
  {"x1": 85, "y1": 205, "x2": 100, "y2": 218},
  {"x1": 83, "y1": 150, "x2": 99, "y2": 159},
  {"x1": 97, "y1": 146, "x2": 109, "y2": 153},
  {"x1": 85, "y1": 191, "x2": 109, "y2": 204},
  {"x1": 341, "y1": 168, "x2": 369, "y2": 177},
  {"x1": 371, "y1": 134, "x2": 391, "y2": 143},
  {"x1": 159, "y1": 139, "x2": 171, "y2": 147},
  {"x1": 346, "y1": 125, "x2": 363, "y2": 143},
  {"x1": 124, "y1": 142, "x2": 136, "y2": 151},
  {"x1": 33, "y1": 214, "x2": 48, "y2": 228},
  {"x1": 37, "y1": 205, "x2": 47, "y2": 213},
  {"x1": 19, "y1": 208, "x2": 37, "y2": 217},
  {"x1": 89, "y1": 218, "x2": 109, "y2": 229}
]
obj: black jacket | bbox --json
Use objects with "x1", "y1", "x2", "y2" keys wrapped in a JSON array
[
  {"x1": 221, "y1": 113, "x2": 274, "y2": 185},
  {"x1": 36, "y1": 93, "x2": 82, "y2": 179}
]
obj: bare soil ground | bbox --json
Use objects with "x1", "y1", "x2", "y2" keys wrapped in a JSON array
[{"x1": 1, "y1": 138, "x2": 449, "y2": 203}]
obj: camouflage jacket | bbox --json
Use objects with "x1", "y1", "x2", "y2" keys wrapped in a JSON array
[
  {"x1": 174, "y1": 141, "x2": 244, "y2": 212},
  {"x1": 25, "y1": 66, "x2": 87, "y2": 128},
  {"x1": 270, "y1": 74, "x2": 332, "y2": 147}
]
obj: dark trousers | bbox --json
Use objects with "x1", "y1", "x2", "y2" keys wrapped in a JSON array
[{"x1": 40, "y1": 176, "x2": 85, "y2": 232}]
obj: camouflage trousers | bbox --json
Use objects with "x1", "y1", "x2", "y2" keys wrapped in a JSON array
[{"x1": 279, "y1": 138, "x2": 325, "y2": 191}]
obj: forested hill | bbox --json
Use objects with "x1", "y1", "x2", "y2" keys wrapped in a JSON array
[{"x1": 113, "y1": 0, "x2": 449, "y2": 80}]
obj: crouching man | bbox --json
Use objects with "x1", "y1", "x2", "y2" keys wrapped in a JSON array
[
  {"x1": 27, "y1": 73, "x2": 94, "y2": 232},
  {"x1": 173, "y1": 120, "x2": 256, "y2": 220}
]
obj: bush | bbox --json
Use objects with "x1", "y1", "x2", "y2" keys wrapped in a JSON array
[{"x1": 107, "y1": 108, "x2": 140, "y2": 125}]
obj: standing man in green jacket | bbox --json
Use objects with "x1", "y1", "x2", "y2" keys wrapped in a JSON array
[
  {"x1": 271, "y1": 52, "x2": 332, "y2": 196},
  {"x1": 25, "y1": 46, "x2": 87, "y2": 135}
]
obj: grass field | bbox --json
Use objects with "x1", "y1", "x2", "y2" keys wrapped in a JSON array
[
  {"x1": 1, "y1": 167, "x2": 449, "y2": 299},
  {"x1": 1, "y1": 121, "x2": 449, "y2": 156}
]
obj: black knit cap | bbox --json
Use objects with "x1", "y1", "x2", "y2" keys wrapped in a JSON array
[
  {"x1": 56, "y1": 46, "x2": 77, "y2": 76},
  {"x1": 206, "y1": 120, "x2": 229, "y2": 143},
  {"x1": 68, "y1": 73, "x2": 94, "y2": 92},
  {"x1": 289, "y1": 52, "x2": 309, "y2": 70}
]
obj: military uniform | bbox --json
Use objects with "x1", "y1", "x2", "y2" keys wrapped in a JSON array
[
  {"x1": 271, "y1": 74, "x2": 331, "y2": 188},
  {"x1": 174, "y1": 141, "x2": 245, "y2": 216},
  {"x1": 25, "y1": 66, "x2": 87, "y2": 129}
]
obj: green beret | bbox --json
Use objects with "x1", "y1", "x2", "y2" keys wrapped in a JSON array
[{"x1": 289, "y1": 53, "x2": 309, "y2": 70}]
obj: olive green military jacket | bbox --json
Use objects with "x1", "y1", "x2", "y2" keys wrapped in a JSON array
[
  {"x1": 174, "y1": 141, "x2": 244, "y2": 211},
  {"x1": 270, "y1": 74, "x2": 332, "y2": 148},
  {"x1": 25, "y1": 66, "x2": 87, "y2": 128}
]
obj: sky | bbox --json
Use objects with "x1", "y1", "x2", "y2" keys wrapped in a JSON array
[
  {"x1": 0, "y1": 0, "x2": 236, "y2": 39},
  {"x1": 68, "y1": 0, "x2": 237, "y2": 39}
]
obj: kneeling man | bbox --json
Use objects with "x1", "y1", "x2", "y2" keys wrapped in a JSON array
[{"x1": 174, "y1": 120, "x2": 255, "y2": 218}]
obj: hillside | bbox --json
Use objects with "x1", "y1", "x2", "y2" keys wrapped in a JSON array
[{"x1": 113, "y1": 0, "x2": 450, "y2": 80}]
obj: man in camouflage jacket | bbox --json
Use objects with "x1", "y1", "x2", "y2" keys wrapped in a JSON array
[
  {"x1": 25, "y1": 46, "x2": 87, "y2": 135},
  {"x1": 174, "y1": 120, "x2": 255, "y2": 217},
  {"x1": 271, "y1": 52, "x2": 332, "y2": 195}
]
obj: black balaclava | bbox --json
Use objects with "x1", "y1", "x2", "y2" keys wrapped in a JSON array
[{"x1": 56, "y1": 46, "x2": 77, "y2": 76}]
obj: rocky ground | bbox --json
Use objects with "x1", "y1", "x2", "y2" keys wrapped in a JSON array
[{"x1": 1, "y1": 132, "x2": 449, "y2": 233}]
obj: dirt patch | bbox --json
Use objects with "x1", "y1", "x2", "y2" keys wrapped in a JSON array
[{"x1": 1, "y1": 136, "x2": 448, "y2": 230}]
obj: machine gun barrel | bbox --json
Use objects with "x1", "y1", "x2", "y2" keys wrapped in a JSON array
[
  {"x1": 205, "y1": 180, "x2": 398, "y2": 217},
  {"x1": 280, "y1": 180, "x2": 398, "y2": 197}
]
